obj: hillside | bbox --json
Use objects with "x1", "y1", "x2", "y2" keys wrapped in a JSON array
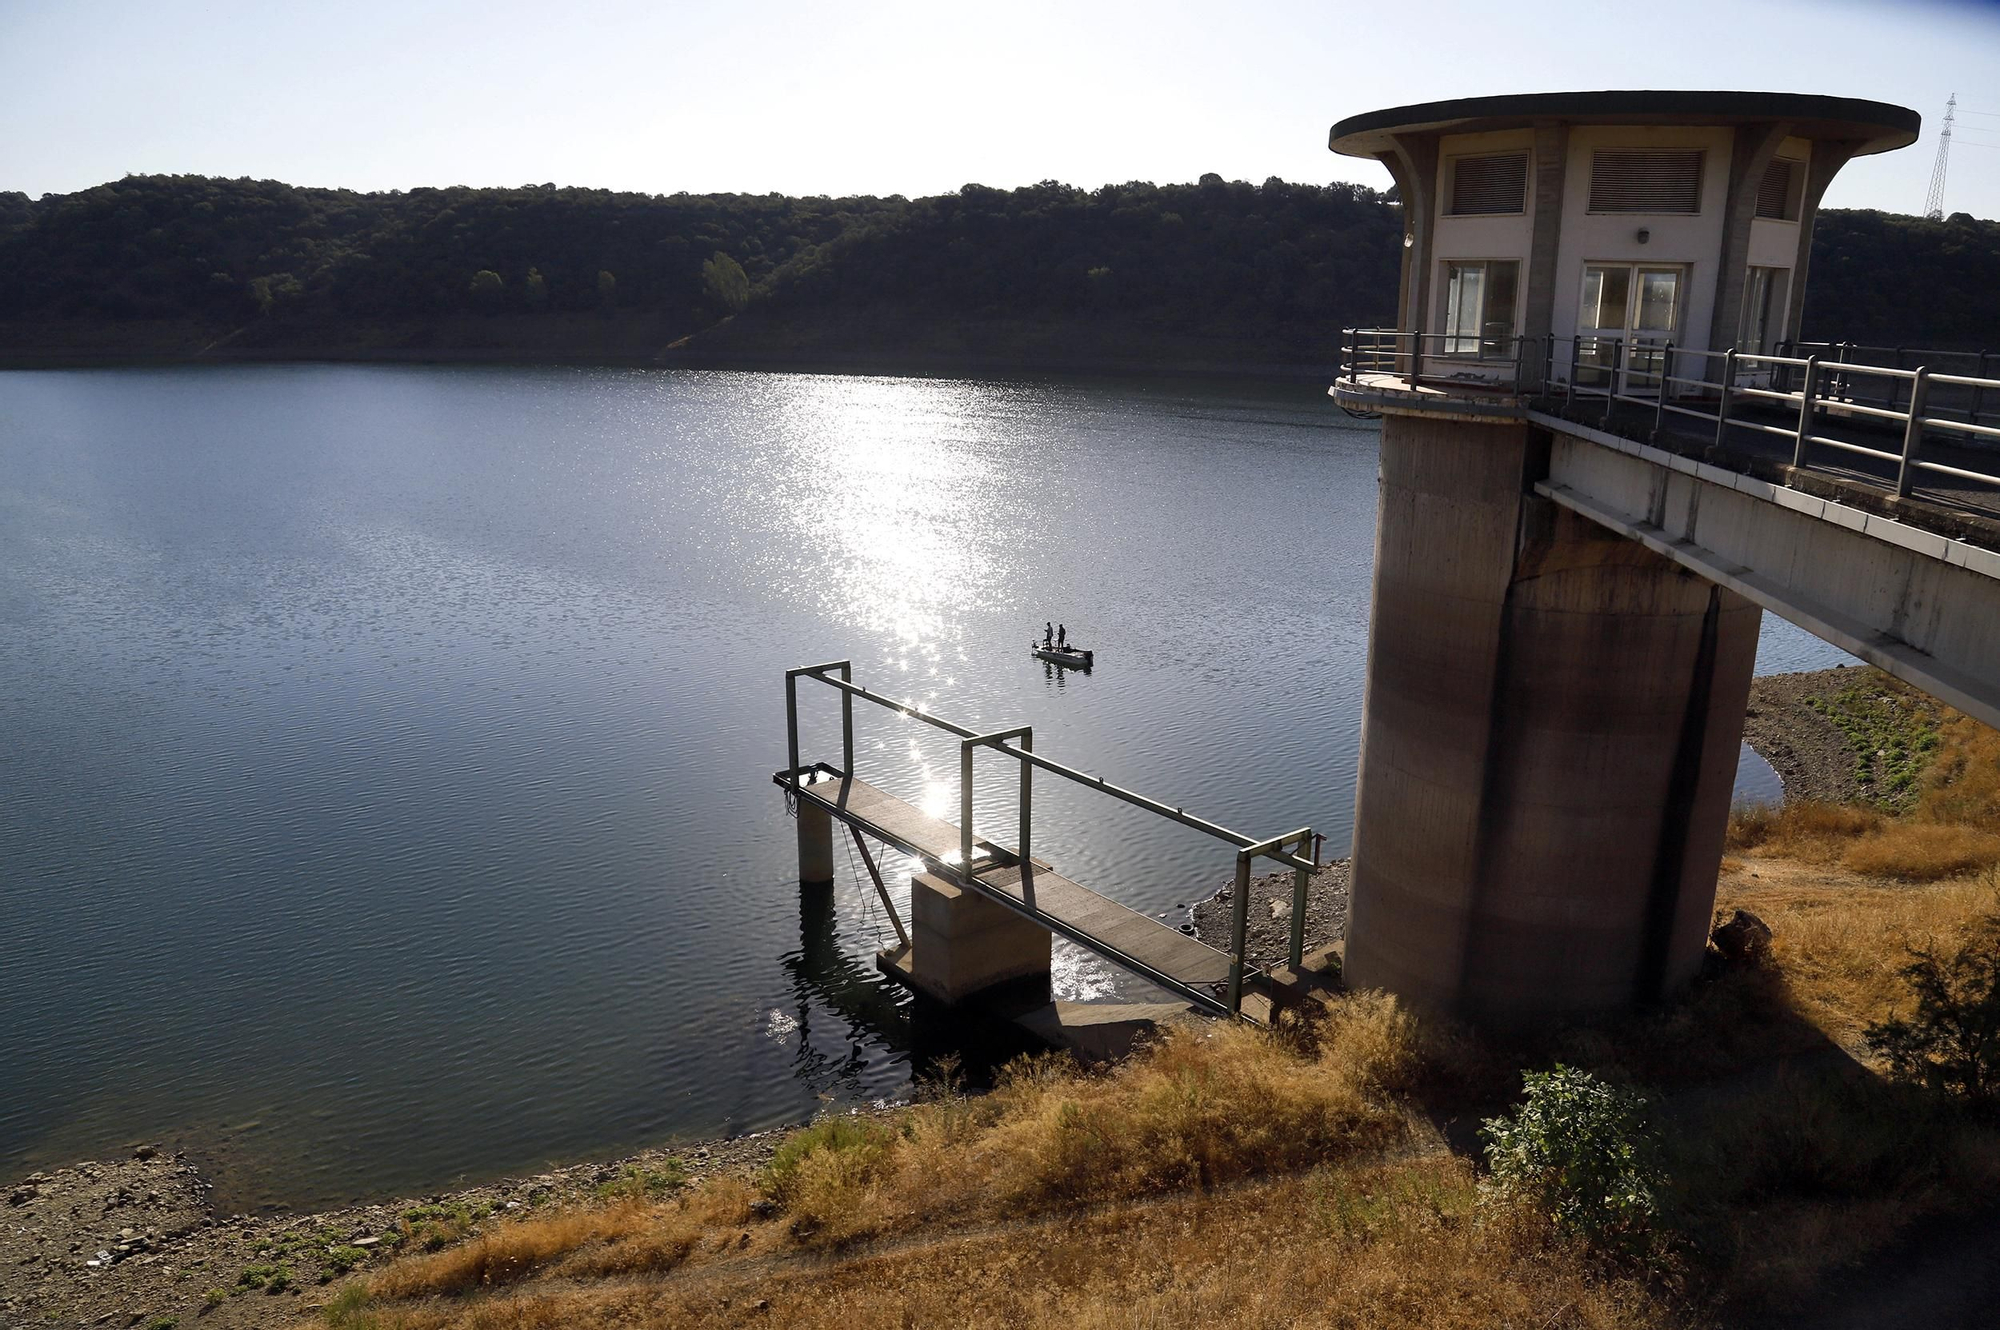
[{"x1": 1, "y1": 174, "x2": 1996, "y2": 373}]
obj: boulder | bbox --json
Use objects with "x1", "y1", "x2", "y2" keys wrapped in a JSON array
[{"x1": 1712, "y1": 909, "x2": 1773, "y2": 960}]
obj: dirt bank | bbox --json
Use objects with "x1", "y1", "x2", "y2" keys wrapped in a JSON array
[
  {"x1": 1743, "y1": 664, "x2": 1942, "y2": 809},
  {"x1": 0, "y1": 1123, "x2": 858, "y2": 1329}
]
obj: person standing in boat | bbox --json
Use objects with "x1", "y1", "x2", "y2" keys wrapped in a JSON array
[
  {"x1": 1057, "y1": 624, "x2": 1067, "y2": 649},
  {"x1": 1044, "y1": 622, "x2": 1054, "y2": 648}
]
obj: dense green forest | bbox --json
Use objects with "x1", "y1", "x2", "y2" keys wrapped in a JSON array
[{"x1": 0, "y1": 173, "x2": 1994, "y2": 370}]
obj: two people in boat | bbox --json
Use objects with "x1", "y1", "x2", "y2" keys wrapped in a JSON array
[{"x1": 1041, "y1": 623, "x2": 1070, "y2": 650}]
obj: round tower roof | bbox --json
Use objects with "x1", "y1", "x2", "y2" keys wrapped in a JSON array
[{"x1": 1329, "y1": 90, "x2": 1919, "y2": 158}]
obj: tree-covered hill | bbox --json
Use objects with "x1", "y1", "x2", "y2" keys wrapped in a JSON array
[{"x1": 0, "y1": 173, "x2": 1994, "y2": 371}]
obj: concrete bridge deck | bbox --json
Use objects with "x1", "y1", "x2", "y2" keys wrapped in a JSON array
[
  {"x1": 1335, "y1": 359, "x2": 2000, "y2": 732},
  {"x1": 776, "y1": 766, "x2": 1267, "y2": 1020}
]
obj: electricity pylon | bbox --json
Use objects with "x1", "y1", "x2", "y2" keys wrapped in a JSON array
[{"x1": 1925, "y1": 93, "x2": 1956, "y2": 220}]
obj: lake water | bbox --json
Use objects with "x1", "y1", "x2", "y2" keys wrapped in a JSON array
[{"x1": 0, "y1": 365, "x2": 1837, "y2": 1209}]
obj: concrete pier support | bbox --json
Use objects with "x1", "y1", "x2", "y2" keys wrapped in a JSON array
[
  {"x1": 896, "y1": 872, "x2": 1052, "y2": 1004},
  {"x1": 1344, "y1": 413, "x2": 1761, "y2": 1026},
  {"x1": 796, "y1": 799, "x2": 835, "y2": 888}
]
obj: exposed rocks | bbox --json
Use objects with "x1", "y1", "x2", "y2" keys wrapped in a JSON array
[
  {"x1": 1741, "y1": 666, "x2": 1871, "y2": 806},
  {"x1": 1190, "y1": 860, "x2": 1350, "y2": 968},
  {"x1": 1712, "y1": 908, "x2": 1775, "y2": 961}
]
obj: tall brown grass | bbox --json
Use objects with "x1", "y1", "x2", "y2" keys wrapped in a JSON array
[
  {"x1": 1729, "y1": 800, "x2": 2000, "y2": 881},
  {"x1": 769, "y1": 996, "x2": 1443, "y2": 1246},
  {"x1": 336, "y1": 1161, "x2": 1671, "y2": 1330},
  {"x1": 366, "y1": 1181, "x2": 757, "y2": 1300},
  {"x1": 1729, "y1": 694, "x2": 2000, "y2": 881}
]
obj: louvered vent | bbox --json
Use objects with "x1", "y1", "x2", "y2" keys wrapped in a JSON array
[
  {"x1": 1587, "y1": 149, "x2": 1703, "y2": 214},
  {"x1": 1448, "y1": 153, "x2": 1527, "y2": 215},
  {"x1": 1756, "y1": 158, "x2": 1798, "y2": 220}
]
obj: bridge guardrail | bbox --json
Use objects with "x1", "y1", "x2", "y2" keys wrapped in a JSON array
[{"x1": 1339, "y1": 328, "x2": 2000, "y2": 506}]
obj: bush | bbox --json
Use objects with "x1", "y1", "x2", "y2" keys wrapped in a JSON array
[
  {"x1": 761, "y1": 1115, "x2": 897, "y2": 1205},
  {"x1": 1481, "y1": 1066, "x2": 1665, "y2": 1254},
  {"x1": 1865, "y1": 900, "x2": 2000, "y2": 1107},
  {"x1": 595, "y1": 1160, "x2": 688, "y2": 1202}
]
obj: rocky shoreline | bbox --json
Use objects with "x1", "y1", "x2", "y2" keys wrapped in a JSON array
[
  {"x1": 0, "y1": 1120, "x2": 877, "y2": 1329},
  {"x1": 1188, "y1": 860, "x2": 1352, "y2": 971}
]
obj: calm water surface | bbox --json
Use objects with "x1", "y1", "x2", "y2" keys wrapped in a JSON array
[{"x1": 0, "y1": 365, "x2": 1836, "y2": 1207}]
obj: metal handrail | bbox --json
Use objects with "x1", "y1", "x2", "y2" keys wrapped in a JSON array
[
  {"x1": 783, "y1": 664, "x2": 1318, "y2": 1016},
  {"x1": 1337, "y1": 328, "x2": 2000, "y2": 505}
]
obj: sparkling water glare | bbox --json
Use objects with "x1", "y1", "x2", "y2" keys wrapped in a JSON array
[{"x1": 0, "y1": 365, "x2": 1844, "y2": 1208}]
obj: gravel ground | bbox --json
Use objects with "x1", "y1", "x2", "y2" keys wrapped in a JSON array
[
  {"x1": 1188, "y1": 860, "x2": 1350, "y2": 970},
  {"x1": 1741, "y1": 665, "x2": 1876, "y2": 806},
  {"x1": 1, "y1": 1119, "x2": 874, "y2": 1329},
  {"x1": 1742, "y1": 664, "x2": 1948, "y2": 810}
]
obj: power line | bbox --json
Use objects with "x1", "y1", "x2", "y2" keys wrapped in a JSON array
[{"x1": 1925, "y1": 92, "x2": 1956, "y2": 220}]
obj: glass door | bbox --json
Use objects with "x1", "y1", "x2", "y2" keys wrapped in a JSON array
[{"x1": 1577, "y1": 264, "x2": 1682, "y2": 394}]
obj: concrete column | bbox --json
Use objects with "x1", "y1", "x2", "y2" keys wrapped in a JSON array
[
  {"x1": 1344, "y1": 412, "x2": 1761, "y2": 1026},
  {"x1": 1707, "y1": 121, "x2": 1792, "y2": 352},
  {"x1": 904, "y1": 872, "x2": 1051, "y2": 1005},
  {"x1": 1520, "y1": 120, "x2": 1569, "y2": 389},
  {"x1": 1783, "y1": 140, "x2": 1859, "y2": 345},
  {"x1": 796, "y1": 800, "x2": 835, "y2": 888}
]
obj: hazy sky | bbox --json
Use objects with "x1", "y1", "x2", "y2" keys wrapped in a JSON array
[{"x1": 4, "y1": 0, "x2": 1998, "y2": 218}]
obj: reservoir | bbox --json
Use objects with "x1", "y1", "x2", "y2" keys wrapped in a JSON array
[{"x1": 0, "y1": 364, "x2": 1829, "y2": 1208}]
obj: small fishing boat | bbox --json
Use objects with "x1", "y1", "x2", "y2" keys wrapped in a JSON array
[{"x1": 1030, "y1": 642, "x2": 1094, "y2": 669}]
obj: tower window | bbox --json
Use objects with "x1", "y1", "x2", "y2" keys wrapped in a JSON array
[
  {"x1": 1441, "y1": 260, "x2": 1520, "y2": 357},
  {"x1": 1739, "y1": 267, "x2": 1791, "y2": 353},
  {"x1": 1447, "y1": 153, "x2": 1529, "y2": 216},
  {"x1": 1587, "y1": 149, "x2": 1704, "y2": 214}
]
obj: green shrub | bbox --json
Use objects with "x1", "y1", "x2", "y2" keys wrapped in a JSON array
[
  {"x1": 324, "y1": 1243, "x2": 368, "y2": 1273},
  {"x1": 1481, "y1": 1065, "x2": 1665, "y2": 1253},
  {"x1": 761, "y1": 1115, "x2": 897, "y2": 1203},
  {"x1": 1866, "y1": 904, "x2": 2000, "y2": 1107},
  {"x1": 595, "y1": 1160, "x2": 688, "y2": 1201}
]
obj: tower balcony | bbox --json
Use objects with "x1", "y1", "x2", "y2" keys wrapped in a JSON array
[{"x1": 1334, "y1": 328, "x2": 2000, "y2": 544}]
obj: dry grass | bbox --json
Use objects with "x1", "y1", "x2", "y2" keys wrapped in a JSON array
[
  {"x1": 1841, "y1": 822, "x2": 2000, "y2": 880},
  {"x1": 329, "y1": 1161, "x2": 1672, "y2": 1330},
  {"x1": 1916, "y1": 711, "x2": 2000, "y2": 826},
  {"x1": 365, "y1": 1181, "x2": 757, "y2": 1300},
  {"x1": 1728, "y1": 697, "x2": 2000, "y2": 882},
  {"x1": 329, "y1": 935, "x2": 2000, "y2": 1329},
  {"x1": 1728, "y1": 800, "x2": 2000, "y2": 882},
  {"x1": 766, "y1": 996, "x2": 1440, "y2": 1246},
  {"x1": 1713, "y1": 858, "x2": 1998, "y2": 1045}
]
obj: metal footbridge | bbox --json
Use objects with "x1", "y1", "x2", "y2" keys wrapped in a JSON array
[{"x1": 775, "y1": 661, "x2": 1322, "y2": 1021}]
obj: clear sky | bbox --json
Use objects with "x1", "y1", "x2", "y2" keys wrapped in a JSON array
[{"x1": 3, "y1": 0, "x2": 1998, "y2": 218}]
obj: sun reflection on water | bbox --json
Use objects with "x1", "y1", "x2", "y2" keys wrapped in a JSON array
[{"x1": 764, "y1": 375, "x2": 1025, "y2": 651}]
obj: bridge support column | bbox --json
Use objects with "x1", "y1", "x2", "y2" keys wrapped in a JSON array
[
  {"x1": 1345, "y1": 412, "x2": 1762, "y2": 1026},
  {"x1": 796, "y1": 799, "x2": 835, "y2": 888},
  {"x1": 898, "y1": 872, "x2": 1052, "y2": 1005}
]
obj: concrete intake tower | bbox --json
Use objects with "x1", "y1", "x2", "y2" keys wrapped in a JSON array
[{"x1": 1328, "y1": 92, "x2": 1924, "y2": 1025}]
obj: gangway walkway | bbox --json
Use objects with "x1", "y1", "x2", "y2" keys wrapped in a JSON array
[{"x1": 775, "y1": 661, "x2": 1321, "y2": 1022}]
